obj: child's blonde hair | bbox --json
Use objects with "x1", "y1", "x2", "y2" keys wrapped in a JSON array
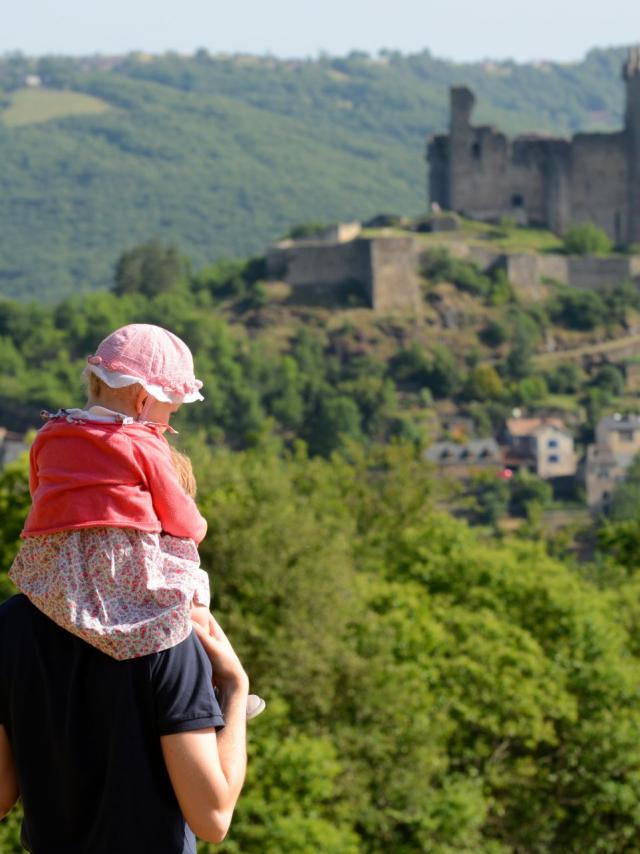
[
  {"x1": 86, "y1": 373, "x2": 142, "y2": 406},
  {"x1": 170, "y1": 447, "x2": 197, "y2": 499}
]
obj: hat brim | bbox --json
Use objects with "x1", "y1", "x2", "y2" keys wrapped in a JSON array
[{"x1": 84, "y1": 364, "x2": 204, "y2": 404}]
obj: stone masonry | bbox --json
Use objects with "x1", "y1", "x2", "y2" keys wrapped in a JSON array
[
  {"x1": 428, "y1": 47, "x2": 640, "y2": 246},
  {"x1": 266, "y1": 236, "x2": 421, "y2": 312}
]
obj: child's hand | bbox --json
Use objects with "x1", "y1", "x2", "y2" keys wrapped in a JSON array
[
  {"x1": 192, "y1": 618, "x2": 249, "y2": 694},
  {"x1": 191, "y1": 604, "x2": 215, "y2": 636}
]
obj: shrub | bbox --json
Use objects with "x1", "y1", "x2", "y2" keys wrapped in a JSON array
[
  {"x1": 546, "y1": 290, "x2": 606, "y2": 331},
  {"x1": 589, "y1": 364, "x2": 625, "y2": 397},
  {"x1": 286, "y1": 222, "x2": 333, "y2": 240},
  {"x1": 563, "y1": 223, "x2": 612, "y2": 255},
  {"x1": 546, "y1": 361, "x2": 584, "y2": 394},
  {"x1": 479, "y1": 318, "x2": 508, "y2": 348},
  {"x1": 422, "y1": 248, "x2": 492, "y2": 297}
]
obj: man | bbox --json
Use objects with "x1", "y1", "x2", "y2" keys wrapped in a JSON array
[{"x1": 0, "y1": 594, "x2": 248, "y2": 852}]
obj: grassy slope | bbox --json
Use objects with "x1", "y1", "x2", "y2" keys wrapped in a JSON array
[
  {"x1": 0, "y1": 46, "x2": 629, "y2": 301},
  {"x1": 2, "y1": 88, "x2": 110, "y2": 126}
]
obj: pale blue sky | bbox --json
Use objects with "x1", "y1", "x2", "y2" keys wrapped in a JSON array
[{"x1": 3, "y1": 0, "x2": 639, "y2": 63}]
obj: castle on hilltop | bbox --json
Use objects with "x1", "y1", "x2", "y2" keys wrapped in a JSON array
[{"x1": 428, "y1": 47, "x2": 640, "y2": 246}]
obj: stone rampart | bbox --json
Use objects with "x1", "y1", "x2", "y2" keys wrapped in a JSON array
[
  {"x1": 266, "y1": 236, "x2": 421, "y2": 312},
  {"x1": 465, "y1": 250, "x2": 640, "y2": 299},
  {"x1": 369, "y1": 237, "x2": 421, "y2": 312},
  {"x1": 266, "y1": 240, "x2": 370, "y2": 288}
]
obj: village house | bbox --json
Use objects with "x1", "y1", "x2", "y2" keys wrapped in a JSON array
[
  {"x1": 585, "y1": 413, "x2": 640, "y2": 509},
  {"x1": 502, "y1": 417, "x2": 577, "y2": 479},
  {"x1": 424, "y1": 438, "x2": 502, "y2": 478}
]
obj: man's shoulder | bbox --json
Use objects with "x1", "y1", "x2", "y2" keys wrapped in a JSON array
[
  {"x1": 0, "y1": 593, "x2": 35, "y2": 622},
  {"x1": 0, "y1": 595, "x2": 211, "y2": 675}
]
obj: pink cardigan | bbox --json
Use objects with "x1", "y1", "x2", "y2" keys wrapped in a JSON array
[{"x1": 22, "y1": 416, "x2": 207, "y2": 544}]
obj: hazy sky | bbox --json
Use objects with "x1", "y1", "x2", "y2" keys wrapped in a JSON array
[{"x1": 3, "y1": 0, "x2": 639, "y2": 63}]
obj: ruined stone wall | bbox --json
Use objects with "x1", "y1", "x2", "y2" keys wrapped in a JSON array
[
  {"x1": 369, "y1": 238, "x2": 421, "y2": 312},
  {"x1": 506, "y1": 140, "x2": 549, "y2": 224},
  {"x1": 446, "y1": 88, "x2": 559, "y2": 227},
  {"x1": 569, "y1": 133, "x2": 628, "y2": 243},
  {"x1": 535, "y1": 255, "x2": 571, "y2": 285},
  {"x1": 447, "y1": 246, "x2": 640, "y2": 299},
  {"x1": 266, "y1": 237, "x2": 421, "y2": 312},
  {"x1": 505, "y1": 254, "x2": 558, "y2": 300},
  {"x1": 266, "y1": 240, "x2": 371, "y2": 288},
  {"x1": 450, "y1": 123, "x2": 512, "y2": 219},
  {"x1": 432, "y1": 51, "x2": 640, "y2": 243},
  {"x1": 427, "y1": 134, "x2": 450, "y2": 209},
  {"x1": 566, "y1": 256, "x2": 640, "y2": 290},
  {"x1": 543, "y1": 144, "x2": 572, "y2": 234}
]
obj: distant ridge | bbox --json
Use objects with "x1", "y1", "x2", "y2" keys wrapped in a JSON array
[{"x1": 0, "y1": 45, "x2": 629, "y2": 301}]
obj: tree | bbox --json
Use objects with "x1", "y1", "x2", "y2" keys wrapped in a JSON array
[
  {"x1": 479, "y1": 318, "x2": 508, "y2": 348},
  {"x1": 467, "y1": 471, "x2": 510, "y2": 528},
  {"x1": 546, "y1": 361, "x2": 584, "y2": 394},
  {"x1": 509, "y1": 469, "x2": 553, "y2": 519},
  {"x1": 304, "y1": 393, "x2": 363, "y2": 457},
  {"x1": 113, "y1": 241, "x2": 184, "y2": 297},
  {"x1": 463, "y1": 364, "x2": 505, "y2": 401},
  {"x1": 589, "y1": 364, "x2": 625, "y2": 397}
]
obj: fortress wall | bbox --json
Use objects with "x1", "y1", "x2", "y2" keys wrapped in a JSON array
[
  {"x1": 450, "y1": 125, "x2": 512, "y2": 218},
  {"x1": 569, "y1": 133, "x2": 628, "y2": 242},
  {"x1": 369, "y1": 238, "x2": 421, "y2": 312},
  {"x1": 505, "y1": 254, "x2": 555, "y2": 300},
  {"x1": 566, "y1": 256, "x2": 639, "y2": 290},
  {"x1": 506, "y1": 141, "x2": 548, "y2": 224},
  {"x1": 266, "y1": 237, "x2": 421, "y2": 311},
  {"x1": 451, "y1": 244, "x2": 503, "y2": 269},
  {"x1": 506, "y1": 253, "x2": 638, "y2": 295},
  {"x1": 541, "y1": 141, "x2": 573, "y2": 234},
  {"x1": 266, "y1": 240, "x2": 371, "y2": 288},
  {"x1": 536, "y1": 254, "x2": 570, "y2": 284},
  {"x1": 427, "y1": 134, "x2": 450, "y2": 208}
]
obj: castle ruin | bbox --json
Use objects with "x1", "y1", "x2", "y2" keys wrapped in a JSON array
[
  {"x1": 266, "y1": 233, "x2": 422, "y2": 312},
  {"x1": 428, "y1": 47, "x2": 640, "y2": 246}
]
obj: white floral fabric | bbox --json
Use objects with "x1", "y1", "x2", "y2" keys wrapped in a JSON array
[{"x1": 10, "y1": 528, "x2": 210, "y2": 660}]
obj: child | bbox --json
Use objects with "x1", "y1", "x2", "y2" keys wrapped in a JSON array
[{"x1": 9, "y1": 323, "x2": 264, "y2": 717}]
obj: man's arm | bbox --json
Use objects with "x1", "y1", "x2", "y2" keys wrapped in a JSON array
[
  {"x1": 160, "y1": 620, "x2": 248, "y2": 844},
  {"x1": 0, "y1": 724, "x2": 19, "y2": 818}
]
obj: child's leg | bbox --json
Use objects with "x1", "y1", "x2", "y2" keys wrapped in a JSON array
[{"x1": 191, "y1": 604, "x2": 215, "y2": 636}]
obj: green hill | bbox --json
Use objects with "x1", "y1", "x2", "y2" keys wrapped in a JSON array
[
  {"x1": 0, "y1": 46, "x2": 630, "y2": 301},
  {"x1": 2, "y1": 87, "x2": 111, "y2": 126}
]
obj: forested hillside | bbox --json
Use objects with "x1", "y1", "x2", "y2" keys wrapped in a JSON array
[
  {"x1": 0, "y1": 45, "x2": 629, "y2": 300},
  {"x1": 4, "y1": 233, "x2": 640, "y2": 849},
  {"x1": 3, "y1": 417, "x2": 640, "y2": 852}
]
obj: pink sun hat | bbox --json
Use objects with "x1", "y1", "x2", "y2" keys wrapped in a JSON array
[{"x1": 85, "y1": 324, "x2": 204, "y2": 404}]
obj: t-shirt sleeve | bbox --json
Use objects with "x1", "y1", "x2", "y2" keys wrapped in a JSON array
[{"x1": 151, "y1": 631, "x2": 225, "y2": 735}]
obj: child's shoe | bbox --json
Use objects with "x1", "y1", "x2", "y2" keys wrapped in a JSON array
[{"x1": 247, "y1": 694, "x2": 266, "y2": 719}]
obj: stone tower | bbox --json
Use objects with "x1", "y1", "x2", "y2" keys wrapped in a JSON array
[
  {"x1": 448, "y1": 87, "x2": 475, "y2": 212},
  {"x1": 624, "y1": 46, "x2": 640, "y2": 244}
]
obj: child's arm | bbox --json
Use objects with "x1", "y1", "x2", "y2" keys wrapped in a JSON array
[{"x1": 135, "y1": 431, "x2": 208, "y2": 544}]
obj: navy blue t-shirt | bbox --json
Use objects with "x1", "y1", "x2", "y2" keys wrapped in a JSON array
[{"x1": 0, "y1": 595, "x2": 224, "y2": 854}]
